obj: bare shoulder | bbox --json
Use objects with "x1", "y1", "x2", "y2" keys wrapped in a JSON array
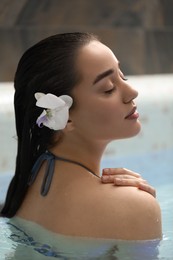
[
  {"x1": 16, "y1": 173, "x2": 162, "y2": 240},
  {"x1": 84, "y1": 179, "x2": 162, "y2": 240}
]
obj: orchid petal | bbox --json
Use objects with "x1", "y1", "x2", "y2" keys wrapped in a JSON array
[
  {"x1": 60, "y1": 95, "x2": 73, "y2": 108},
  {"x1": 42, "y1": 108, "x2": 68, "y2": 130},
  {"x1": 54, "y1": 107, "x2": 69, "y2": 129},
  {"x1": 36, "y1": 93, "x2": 65, "y2": 109},
  {"x1": 35, "y1": 92, "x2": 73, "y2": 130},
  {"x1": 36, "y1": 110, "x2": 48, "y2": 127},
  {"x1": 35, "y1": 92, "x2": 45, "y2": 101}
]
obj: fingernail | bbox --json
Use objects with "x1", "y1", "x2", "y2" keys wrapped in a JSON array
[
  {"x1": 103, "y1": 168, "x2": 110, "y2": 174},
  {"x1": 102, "y1": 175, "x2": 109, "y2": 182},
  {"x1": 114, "y1": 178, "x2": 122, "y2": 184}
]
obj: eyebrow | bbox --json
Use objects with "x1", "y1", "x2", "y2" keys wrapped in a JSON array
[{"x1": 93, "y1": 69, "x2": 114, "y2": 85}]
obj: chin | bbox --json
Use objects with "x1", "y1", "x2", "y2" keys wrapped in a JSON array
[
  {"x1": 126, "y1": 122, "x2": 141, "y2": 138},
  {"x1": 117, "y1": 121, "x2": 141, "y2": 140},
  {"x1": 103, "y1": 121, "x2": 142, "y2": 141}
]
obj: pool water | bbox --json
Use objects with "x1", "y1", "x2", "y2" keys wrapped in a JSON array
[{"x1": 0, "y1": 149, "x2": 173, "y2": 259}]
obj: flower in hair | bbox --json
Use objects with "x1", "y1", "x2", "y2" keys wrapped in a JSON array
[{"x1": 35, "y1": 92, "x2": 73, "y2": 130}]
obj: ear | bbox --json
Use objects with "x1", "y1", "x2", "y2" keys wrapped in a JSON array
[{"x1": 64, "y1": 119, "x2": 75, "y2": 132}]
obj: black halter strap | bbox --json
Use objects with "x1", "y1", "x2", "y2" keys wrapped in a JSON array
[{"x1": 28, "y1": 151, "x2": 99, "y2": 196}]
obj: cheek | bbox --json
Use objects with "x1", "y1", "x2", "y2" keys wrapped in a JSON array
[
  {"x1": 92, "y1": 106, "x2": 121, "y2": 126},
  {"x1": 75, "y1": 100, "x2": 122, "y2": 131},
  {"x1": 91, "y1": 98, "x2": 122, "y2": 121}
]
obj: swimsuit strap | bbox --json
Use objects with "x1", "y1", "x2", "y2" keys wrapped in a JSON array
[{"x1": 28, "y1": 151, "x2": 99, "y2": 196}]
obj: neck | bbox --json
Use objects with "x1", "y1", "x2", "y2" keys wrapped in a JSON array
[{"x1": 50, "y1": 134, "x2": 108, "y2": 177}]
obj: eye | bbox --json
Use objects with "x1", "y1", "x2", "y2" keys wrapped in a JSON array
[{"x1": 104, "y1": 87, "x2": 116, "y2": 94}]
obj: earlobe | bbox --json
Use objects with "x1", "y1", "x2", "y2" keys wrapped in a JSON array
[{"x1": 64, "y1": 119, "x2": 75, "y2": 132}]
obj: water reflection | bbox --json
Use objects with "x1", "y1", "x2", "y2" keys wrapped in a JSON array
[{"x1": 2, "y1": 217, "x2": 160, "y2": 260}]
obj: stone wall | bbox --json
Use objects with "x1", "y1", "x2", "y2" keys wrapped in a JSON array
[{"x1": 0, "y1": 0, "x2": 173, "y2": 81}]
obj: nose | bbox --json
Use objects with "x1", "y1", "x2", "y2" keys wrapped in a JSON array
[{"x1": 122, "y1": 83, "x2": 138, "y2": 104}]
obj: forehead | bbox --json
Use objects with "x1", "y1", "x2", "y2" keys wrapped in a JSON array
[{"x1": 76, "y1": 41, "x2": 119, "y2": 81}]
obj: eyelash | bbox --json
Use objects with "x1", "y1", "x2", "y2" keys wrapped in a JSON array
[
  {"x1": 104, "y1": 87, "x2": 116, "y2": 94},
  {"x1": 103, "y1": 72, "x2": 127, "y2": 95},
  {"x1": 120, "y1": 73, "x2": 128, "y2": 81}
]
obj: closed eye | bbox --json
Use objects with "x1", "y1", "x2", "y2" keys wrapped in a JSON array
[{"x1": 104, "y1": 87, "x2": 116, "y2": 94}]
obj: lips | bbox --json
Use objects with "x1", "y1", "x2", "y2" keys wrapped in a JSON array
[{"x1": 125, "y1": 106, "x2": 138, "y2": 119}]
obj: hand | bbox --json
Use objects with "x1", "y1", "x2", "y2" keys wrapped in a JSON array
[{"x1": 101, "y1": 168, "x2": 156, "y2": 198}]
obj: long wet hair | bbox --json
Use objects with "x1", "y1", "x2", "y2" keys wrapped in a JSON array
[{"x1": 1, "y1": 32, "x2": 98, "y2": 217}]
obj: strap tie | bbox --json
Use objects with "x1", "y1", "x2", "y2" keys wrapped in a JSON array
[
  {"x1": 28, "y1": 151, "x2": 99, "y2": 196},
  {"x1": 28, "y1": 151, "x2": 55, "y2": 196}
]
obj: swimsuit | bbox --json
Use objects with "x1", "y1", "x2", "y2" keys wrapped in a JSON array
[{"x1": 28, "y1": 151, "x2": 100, "y2": 196}]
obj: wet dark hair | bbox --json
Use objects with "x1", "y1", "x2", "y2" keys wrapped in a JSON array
[{"x1": 1, "y1": 32, "x2": 99, "y2": 217}]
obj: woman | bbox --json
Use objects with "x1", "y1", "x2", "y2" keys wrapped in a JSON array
[{"x1": 1, "y1": 32, "x2": 162, "y2": 240}]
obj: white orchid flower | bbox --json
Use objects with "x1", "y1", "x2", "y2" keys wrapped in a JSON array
[{"x1": 35, "y1": 92, "x2": 73, "y2": 130}]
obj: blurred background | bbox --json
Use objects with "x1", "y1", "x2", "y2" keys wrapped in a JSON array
[
  {"x1": 0, "y1": 0, "x2": 173, "y2": 80},
  {"x1": 0, "y1": 0, "x2": 173, "y2": 196}
]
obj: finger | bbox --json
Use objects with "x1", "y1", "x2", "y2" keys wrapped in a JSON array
[
  {"x1": 114, "y1": 178, "x2": 156, "y2": 198},
  {"x1": 101, "y1": 175, "x2": 117, "y2": 183},
  {"x1": 102, "y1": 168, "x2": 141, "y2": 178},
  {"x1": 101, "y1": 175, "x2": 156, "y2": 197},
  {"x1": 138, "y1": 183, "x2": 156, "y2": 198},
  {"x1": 114, "y1": 178, "x2": 148, "y2": 187},
  {"x1": 101, "y1": 175, "x2": 147, "y2": 184},
  {"x1": 115, "y1": 175, "x2": 147, "y2": 182}
]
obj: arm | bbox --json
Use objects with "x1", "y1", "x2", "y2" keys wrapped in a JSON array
[{"x1": 101, "y1": 168, "x2": 156, "y2": 197}]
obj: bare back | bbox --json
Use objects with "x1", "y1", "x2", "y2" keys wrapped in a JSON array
[{"x1": 16, "y1": 161, "x2": 162, "y2": 240}]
